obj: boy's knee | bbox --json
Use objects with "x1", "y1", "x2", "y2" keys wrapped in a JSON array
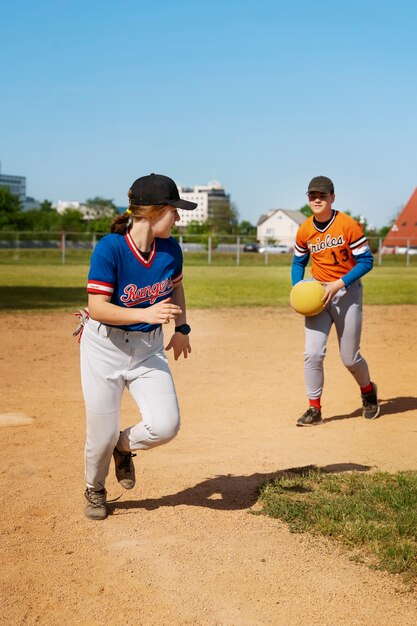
[
  {"x1": 341, "y1": 351, "x2": 362, "y2": 370},
  {"x1": 304, "y1": 351, "x2": 325, "y2": 368}
]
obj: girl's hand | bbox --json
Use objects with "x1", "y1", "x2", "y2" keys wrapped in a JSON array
[
  {"x1": 165, "y1": 332, "x2": 191, "y2": 361},
  {"x1": 321, "y1": 279, "x2": 345, "y2": 306},
  {"x1": 142, "y1": 298, "x2": 182, "y2": 325}
]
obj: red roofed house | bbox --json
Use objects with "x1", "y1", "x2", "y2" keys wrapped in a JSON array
[{"x1": 382, "y1": 187, "x2": 417, "y2": 252}]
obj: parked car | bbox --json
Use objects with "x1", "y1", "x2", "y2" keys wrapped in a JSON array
[
  {"x1": 258, "y1": 244, "x2": 292, "y2": 254},
  {"x1": 242, "y1": 242, "x2": 259, "y2": 252}
]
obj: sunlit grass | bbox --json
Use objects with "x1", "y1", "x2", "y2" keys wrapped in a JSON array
[
  {"x1": 0, "y1": 264, "x2": 416, "y2": 310},
  {"x1": 257, "y1": 467, "x2": 417, "y2": 579}
]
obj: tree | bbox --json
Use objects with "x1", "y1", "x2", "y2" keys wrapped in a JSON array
[
  {"x1": 237, "y1": 220, "x2": 256, "y2": 236},
  {"x1": 209, "y1": 198, "x2": 239, "y2": 234},
  {"x1": 39, "y1": 199, "x2": 54, "y2": 212},
  {"x1": 84, "y1": 197, "x2": 117, "y2": 220},
  {"x1": 20, "y1": 207, "x2": 62, "y2": 232},
  {"x1": 184, "y1": 220, "x2": 211, "y2": 235},
  {"x1": 0, "y1": 187, "x2": 23, "y2": 229},
  {"x1": 61, "y1": 209, "x2": 85, "y2": 232},
  {"x1": 299, "y1": 204, "x2": 312, "y2": 218},
  {"x1": 87, "y1": 215, "x2": 115, "y2": 233}
]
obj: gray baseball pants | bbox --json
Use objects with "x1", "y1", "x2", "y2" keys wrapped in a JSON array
[
  {"x1": 304, "y1": 280, "x2": 371, "y2": 399},
  {"x1": 80, "y1": 319, "x2": 180, "y2": 490}
]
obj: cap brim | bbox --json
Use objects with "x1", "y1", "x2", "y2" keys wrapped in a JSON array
[
  {"x1": 306, "y1": 187, "x2": 333, "y2": 194},
  {"x1": 170, "y1": 199, "x2": 198, "y2": 210}
]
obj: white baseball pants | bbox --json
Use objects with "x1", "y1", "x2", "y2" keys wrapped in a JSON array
[{"x1": 80, "y1": 319, "x2": 180, "y2": 490}]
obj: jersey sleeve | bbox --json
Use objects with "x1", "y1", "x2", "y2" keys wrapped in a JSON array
[
  {"x1": 171, "y1": 238, "x2": 184, "y2": 286},
  {"x1": 342, "y1": 218, "x2": 374, "y2": 287},
  {"x1": 291, "y1": 223, "x2": 310, "y2": 285},
  {"x1": 87, "y1": 237, "x2": 117, "y2": 297},
  {"x1": 342, "y1": 248, "x2": 374, "y2": 286}
]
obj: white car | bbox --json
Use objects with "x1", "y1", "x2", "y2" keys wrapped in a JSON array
[{"x1": 258, "y1": 244, "x2": 292, "y2": 254}]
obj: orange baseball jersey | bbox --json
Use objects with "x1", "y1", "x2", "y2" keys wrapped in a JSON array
[{"x1": 294, "y1": 210, "x2": 369, "y2": 283}]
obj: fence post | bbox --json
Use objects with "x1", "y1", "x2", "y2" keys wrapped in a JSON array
[
  {"x1": 236, "y1": 236, "x2": 240, "y2": 266},
  {"x1": 406, "y1": 239, "x2": 410, "y2": 267},
  {"x1": 92, "y1": 233, "x2": 97, "y2": 249},
  {"x1": 61, "y1": 232, "x2": 66, "y2": 264},
  {"x1": 13, "y1": 231, "x2": 20, "y2": 261},
  {"x1": 208, "y1": 236, "x2": 212, "y2": 266},
  {"x1": 264, "y1": 250, "x2": 268, "y2": 266},
  {"x1": 378, "y1": 238, "x2": 382, "y2": 266}
]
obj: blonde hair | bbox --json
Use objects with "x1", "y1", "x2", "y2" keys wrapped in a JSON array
[{"x1": 110, "y1": 190, "x2": 168, "y2": 234}]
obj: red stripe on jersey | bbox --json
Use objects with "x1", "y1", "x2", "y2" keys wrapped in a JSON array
[
  {"x1": 124, "y1": 231, "x2": 156, "y2": 267},
  {"x1": 87, "y1": 280, "x2": 114, "y2": 295},
  {"x1": 349, "y1": 235, "x2": 368, "y2": 249},
  {"x1": 172, "y1": 272, "x2": 183, "y2": 285}
]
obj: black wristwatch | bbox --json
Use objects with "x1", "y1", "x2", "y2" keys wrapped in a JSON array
[{"x1": 175, "y1": 323, "x2": 191, "y2": 335}]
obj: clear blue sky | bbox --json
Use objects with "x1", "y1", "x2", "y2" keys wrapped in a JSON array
[{"x1": 1, "y1": 0, "x2": 416, "y2": 228}]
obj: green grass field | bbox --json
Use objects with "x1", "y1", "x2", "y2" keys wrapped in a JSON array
[{"x1": 0, "y1": 263, "x2": 416, "y2": 310}]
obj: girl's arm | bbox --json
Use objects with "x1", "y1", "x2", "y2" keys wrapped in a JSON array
[
  {"x1": 165, "y1": 282, "x2": 191, "y2": 360},
  {"x1": 87, "y1": 294, "x2": 181, "y2": 326}
]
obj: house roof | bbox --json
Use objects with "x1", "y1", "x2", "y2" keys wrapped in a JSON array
[
  {"x1": 382, "y1": 188, "x2": 417, "y2": 247},
  {"x1": 257, "y1": 209, "x2": 306, "y2": 227}
]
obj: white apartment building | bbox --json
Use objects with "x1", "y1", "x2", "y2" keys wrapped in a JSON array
[{"x1": 176, "y1": 180, "x2": 229, "y2": 227}]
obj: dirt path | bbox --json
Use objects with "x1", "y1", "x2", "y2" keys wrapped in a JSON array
[{"x1": 1, "y1": 307, "x2": 417, "y2": 625}]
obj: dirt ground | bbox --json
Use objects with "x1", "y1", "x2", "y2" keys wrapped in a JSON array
[{"x1": 1, "y1": 306, "x2": 417, "y2": 626}]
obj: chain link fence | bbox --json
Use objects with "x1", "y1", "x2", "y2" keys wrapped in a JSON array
[{"x1": 0, "y1": 231, "x2": 416, "y2": 266}]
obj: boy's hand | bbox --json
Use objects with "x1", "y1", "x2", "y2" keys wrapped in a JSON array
[{"x1": 321, "y1": 279, "x2": 345, "y2": 306}]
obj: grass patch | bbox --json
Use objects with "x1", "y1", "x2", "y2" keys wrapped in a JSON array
[
  {"x1": 0, "y1": 264, "x2": 416, "y2": 311},
  {"x1": 257, "y1": 467, "x2": 417, "y2": 579}
]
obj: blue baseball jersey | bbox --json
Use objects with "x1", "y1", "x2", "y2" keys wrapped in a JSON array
[{"x1": 87, "y1": 231, "x2": 183, "y2": 332}]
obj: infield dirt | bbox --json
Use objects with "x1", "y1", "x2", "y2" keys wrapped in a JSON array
[{"x1": 1, "y1": 306, "x2": 417, "y2": 625}]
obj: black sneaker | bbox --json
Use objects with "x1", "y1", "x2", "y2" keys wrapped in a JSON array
[
  {"x1": 297, "y1": 406, "x2": 322, "y2": 427},
  {"x1": 361, "y1": 382, "x2": 380, "y2": 419},
  {"x1": 84, "y1": 488, "x2": 108, "y2": 520},
  {"x1": 113, "y1": 447, "x2": 136, "y2": 489}
]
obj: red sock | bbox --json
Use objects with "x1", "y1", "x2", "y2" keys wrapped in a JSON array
[
  {"x1": 360, "y1": 383, "x2": 373, "y2": 395},
  {"x1": 308, "y1": 398, "x2": 321, "y2": 409}
]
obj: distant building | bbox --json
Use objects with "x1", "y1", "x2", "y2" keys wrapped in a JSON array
[
  {"x1": 257, "y1": 209, "x2": 306, "y2": 247},
  {"x1": 382, "y1": 187, "x2": 417, "y2": 251},
  {"x1": 176, "y1": 180, "x2": 230, "y2": 227},
  {"x1": 24, "y1": 196, "x2": 41, "y2": 211},
  {"x1": 0, "y1": 170, "x2": 42, "y2": 210},
  {"x1": 54, "y1": 200, "x2": 86, "y2": 215},
  {"x1": 0, "y1": 173, "x2": 26, "y2": 204},
  {"x1": 53, "y1": 200, "x2": 114, "y2": 220}
]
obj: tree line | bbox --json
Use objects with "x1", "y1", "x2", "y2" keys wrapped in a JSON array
[{"x1": 0, "y1": 187, "x2": 393, "y2": 240}]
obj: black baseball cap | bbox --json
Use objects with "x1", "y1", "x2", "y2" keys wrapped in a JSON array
[
  {"x1": 129, "y1": 173, "x2": 197, "y2": 210},
  {"x1": 307, "y1": 176, "x2": 335, "y2": 195}
]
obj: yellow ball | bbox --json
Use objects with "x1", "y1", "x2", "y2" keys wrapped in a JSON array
[{"x1": 290, "y1": 280, "x2": 326, "y2": 317}]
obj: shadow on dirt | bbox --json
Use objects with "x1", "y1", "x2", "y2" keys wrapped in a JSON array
[
  {"x1": 323, "y1": 396, "x2": 417, "y2": 423},
  {"x1": 108, "y1": 462, "x2": 371, "y2": 515}
]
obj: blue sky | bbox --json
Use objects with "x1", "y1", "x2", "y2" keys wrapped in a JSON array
[{"x1": 1, "y1": 0, "x2": 416, "y2": 228}]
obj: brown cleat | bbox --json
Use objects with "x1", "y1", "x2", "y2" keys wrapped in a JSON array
[
  {"x1": 113, "y1": 447, "x2": 136, "y2": 489},
  {"x1": 84, "y1": 488, "x2": 108, "y2": 520},
  {"x1": 297, "y1": 406, "x2": 323, "y2": 427},
  {"x1": 361, "y1": 382, "x2": 380, "y2": 419}
]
